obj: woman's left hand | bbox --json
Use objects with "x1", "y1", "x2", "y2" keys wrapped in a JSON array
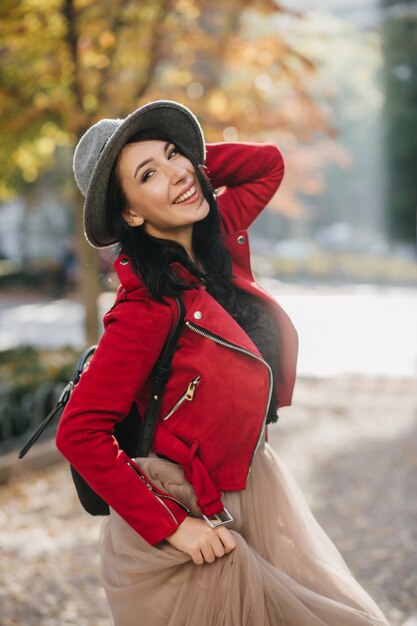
[{"x1": 165, "y1": 516, "x2": 236, "y2": 564}]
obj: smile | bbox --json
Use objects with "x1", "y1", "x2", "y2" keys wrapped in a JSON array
[{"x1": 173, "y1": 185, "x2": 198, "y2": 204}]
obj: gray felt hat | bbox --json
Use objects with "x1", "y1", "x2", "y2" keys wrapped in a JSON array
[{"x1": 73, "y1": 100, "x2": 206, "y2": 248}]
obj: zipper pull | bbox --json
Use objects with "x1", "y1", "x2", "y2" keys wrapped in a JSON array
[
  {"x1": 127, "y1": 462, "x2": 153, "y2": 490},
  {"x1": 185, "y1": 376, "x2": 201, "y2": 401}
]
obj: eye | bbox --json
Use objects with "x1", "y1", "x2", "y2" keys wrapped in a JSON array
[
  {"x1": 141, "y1": 169, "x2": 155, "y2": 183},
  {"x1": 168, "y1": 146, "x2": 178, "y2": 159}
]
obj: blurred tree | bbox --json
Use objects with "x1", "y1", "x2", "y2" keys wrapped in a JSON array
[
  {"x1": 0, "y1": 0, "x2": 335, "y2": 341},
  {"x1": 381, "y1": 1, "x2": 417, "y2": 245}
]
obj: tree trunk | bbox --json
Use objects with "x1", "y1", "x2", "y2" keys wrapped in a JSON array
[{"x1": 75, "y1": 194, "x2": 100, "y2": 345}]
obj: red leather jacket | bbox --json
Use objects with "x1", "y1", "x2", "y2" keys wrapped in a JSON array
[{"x1": 56, "y1": 142, "x2": 298, "y2": 545}]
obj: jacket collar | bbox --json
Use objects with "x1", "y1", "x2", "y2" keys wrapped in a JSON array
[
  {"x1": 114, "y1": 254, "x2": 200, "y2": 293},
  {"x1": 113, "y1": 253, "x2": 264, "y2": 358}
]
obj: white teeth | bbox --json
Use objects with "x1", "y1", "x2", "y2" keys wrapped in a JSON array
[{"x1": 174, "y1": 185, "x2": 196, "y2": 204}]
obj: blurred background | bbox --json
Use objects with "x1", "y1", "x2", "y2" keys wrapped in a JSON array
[{"x1": 0, "y1": 1, "x2": 416, "y2": 625}]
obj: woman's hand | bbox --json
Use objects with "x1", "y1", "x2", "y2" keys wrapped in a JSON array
[{"x1": 165, "y1": 516, "x2": 236, "y2": 565}]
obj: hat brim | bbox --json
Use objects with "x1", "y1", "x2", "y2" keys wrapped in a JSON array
[{"x1": 83, "y1": 101, "x2": 206, "y2": 248}]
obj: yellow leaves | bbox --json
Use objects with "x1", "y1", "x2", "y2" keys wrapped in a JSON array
[
  {"x1": 38, "y1": 75, "x2": 56, "y2": 89},
  {"x1": 207, "y1": 91, "x2": 229, "y2": 117},
  {"x1": 36, "y1": 137, "x2": 55, "y2": 158},
  {"x1": 9, "y1": 121, "x2": 68, "y2": 186},
  {"x1": 163, "y1": 68, "x2": 193, "y2": 87},
  {"x1": 240, "y1": 45, "x2": 260, "y2": 63},
  {"x1": 33, "y1": 93, "x2": 50, "y2": 111},
  {"x1": 175, "y1": 0, "x2": 200, "y2": 20},
  {"x1": 41, "y1": 122, "x2": 69, "y2": 144},
  {"x1": 11, "y1": 0, "x2": 65, "y2": 41},
  {"x1": 94, "y1": 54, "x2": 110, "y2": 69},
  {"x1": 22, "y1": 10, "x2": 44, "y2": 33},
  {"x1": 0, "y1": 0, "x2": 342, "y2": 199},
  {"x1": 77, "y1": 33, "x2": 110, "y2": 70},
  {"x1": 21, "y1": 0, "x2": 62, "y2": 11},
  {"x1": 80, "y1": 49, "x2": 110, "y2": 70},
  {"x1": 82, "y1": 94, "x2": 98, "y2": 113},
  {"x1": 12, "y1": 144, "x2": 40, "y2": 183}
]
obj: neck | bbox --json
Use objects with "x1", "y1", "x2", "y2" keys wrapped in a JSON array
[{"x1": 168, "y1": 228, "x2": 195, "y2": 264}]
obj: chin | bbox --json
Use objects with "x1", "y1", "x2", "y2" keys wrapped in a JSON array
[{"x1": 198, "y1": 198, "x2": 210, "y2": 218}]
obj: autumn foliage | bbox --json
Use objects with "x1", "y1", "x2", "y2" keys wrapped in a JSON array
[
  {"x1": 0, "y1": 0, "x2": 338, "y2": 341},
  {"x1": 0, "y1": 0, "x2": 335, "y2": 196}
]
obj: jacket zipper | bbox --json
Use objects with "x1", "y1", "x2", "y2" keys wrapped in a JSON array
[
  {"x1": 162, "y1": 376, "x2": 201, "y2": 421},
  {"x1": 127, "y1": 462, "x2": 191, "y2": 520},
  {"x1": 185, "y1": 321, "x2": 273, "y2": 477}
]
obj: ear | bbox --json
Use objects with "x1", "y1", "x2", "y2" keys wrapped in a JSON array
[{"x1": 123, "y1": 208, "x2": 144, "y2": 227}]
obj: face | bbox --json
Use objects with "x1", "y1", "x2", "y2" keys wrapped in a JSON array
[{"x1": 116, "y1": 139, "x2": 210, "y2": 248}]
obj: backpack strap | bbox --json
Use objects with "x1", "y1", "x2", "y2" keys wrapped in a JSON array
[
  {"x1": 18, "y1": 345, "x2": 97, "y2": 459},
  {"x1": 137, "y1": 295, "x2": 185, "y2": 457}
]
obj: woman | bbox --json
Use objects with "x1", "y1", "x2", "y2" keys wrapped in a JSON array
[{"x1": 56, "y1": 100, "x2": 389, "y2": 625}]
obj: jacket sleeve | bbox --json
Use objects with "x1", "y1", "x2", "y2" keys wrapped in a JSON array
[
  {"x1": 204, "y1": 142, "x2": 285, "y2": 234},
  {"x1": 55, "y1": 298, "x2": 188, "y2": 545}
]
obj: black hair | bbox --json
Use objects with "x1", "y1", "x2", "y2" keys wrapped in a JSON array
[{"x1": 105, "y1": 129, "x2": 233, "y2": 302}]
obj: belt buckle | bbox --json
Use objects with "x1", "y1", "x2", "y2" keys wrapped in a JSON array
[{"x1": 203, "y1": 507, "x2": 234, "y2": 528}]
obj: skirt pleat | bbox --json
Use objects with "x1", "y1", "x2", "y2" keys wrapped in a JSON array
[{"x1": 99, "y1": 443, "x2": 389, "y2": 626}]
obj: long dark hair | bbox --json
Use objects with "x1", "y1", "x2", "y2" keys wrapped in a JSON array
[{"x1": 105, "y1": 129, "x2": 233, "y2": 302}]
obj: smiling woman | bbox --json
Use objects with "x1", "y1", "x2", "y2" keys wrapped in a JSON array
[
  {"x1": 55, "y1": 100, "x2": 390, "y2": 626},
  {"x1": 103, "y1": 124, "x2": 229, "y2": 298},
  {"x1": 116, "y1": 138, "x2": 210, "y2": 256}
]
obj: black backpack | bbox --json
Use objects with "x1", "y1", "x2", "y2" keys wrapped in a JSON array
[{"x1": 19, "y1": 296, "x2": 185, "y2": 515}]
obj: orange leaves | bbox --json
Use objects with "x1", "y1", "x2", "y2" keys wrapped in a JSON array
[
  {"x1": 99, "y1": 30, "x2": 116, "y2": 49},
  {"x1": 0, "y1": 0, "x2": 341, "y2": 202}
]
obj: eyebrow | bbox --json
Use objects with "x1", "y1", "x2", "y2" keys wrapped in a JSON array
[{"x1": 134, "y1": 141, "x2": 172, "y2": 179}]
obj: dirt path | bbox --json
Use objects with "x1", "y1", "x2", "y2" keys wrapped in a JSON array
[{"x1": 1, "y1": 375, "x2": 415, "y2": 625}]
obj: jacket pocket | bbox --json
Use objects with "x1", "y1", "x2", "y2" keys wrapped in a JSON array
[{"x1": 162, "y1": 376, "x2": 201, "y2": 421}]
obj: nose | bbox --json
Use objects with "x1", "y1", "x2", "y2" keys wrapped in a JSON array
[{"x1": 166, "y1": 160, "x2": 188, "y2": 185}]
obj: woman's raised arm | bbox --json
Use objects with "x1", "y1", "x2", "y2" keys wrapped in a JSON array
[{"x1": 204, "y1": 142, "x2": 285, "y2": 233}]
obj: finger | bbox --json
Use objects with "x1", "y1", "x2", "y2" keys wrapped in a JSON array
[
  {"x1": 216, "y1": 527, "x2": 237, "y2": 553},
  {"x1": 211, "y1": 534, "x2": 226, "y2": 558},
  {"x1": 192, "y1": 549, "x2": 204, "y2": 565},
  {"x1": 200, "y1": 544, "x2": 216, "y2": 564}
]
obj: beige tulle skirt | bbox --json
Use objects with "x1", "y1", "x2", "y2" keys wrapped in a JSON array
[{"x1": 99, "y1": 442, "x2": 389, "y2": 626}]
